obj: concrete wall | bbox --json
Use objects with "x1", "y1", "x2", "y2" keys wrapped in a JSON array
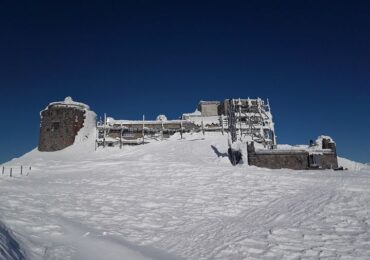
[
  {"x1": 38, "y1": 106, "x2": 85, "y2": 151},
  {"x1": 199, "y1": 103, "x2": 219, "y2": 117}
]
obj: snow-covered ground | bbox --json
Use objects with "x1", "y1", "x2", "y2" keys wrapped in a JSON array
[{"x1": 1, "y1": 132, "x2": 370, "y2": 259}]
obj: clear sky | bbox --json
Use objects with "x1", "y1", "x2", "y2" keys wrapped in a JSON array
[{"x1": 0, "y1": 1, "x2": 369, "y2": 164}]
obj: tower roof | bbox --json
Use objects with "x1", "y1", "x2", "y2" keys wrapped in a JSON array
[{"x1": 47, "y1": 96, "x2": 90, "y2": 110}]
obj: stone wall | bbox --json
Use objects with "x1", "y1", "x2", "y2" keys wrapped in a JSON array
[
  {"x1": 38, "y1": 106, "x2": 85, "y2": 151},
  {"x1": 319, "y1": 153, "x2": 338, "y2": 169},
  {"x1": 248, "y1": 150, "x2": 310, "y2": 170},
  {"x1": 247, "y1": 142, "x2": 338, "y2": 170}
]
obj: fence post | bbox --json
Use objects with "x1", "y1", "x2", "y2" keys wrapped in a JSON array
[
  {"x1": 201, "y1": 118, "x2": 205, "y2": 135},
  {"x1": 21, "y1": 165, "x2": 23, "y2": 175},
  {"x1": 10, "y1": 168, "x2": 12, "y2": 177},
  {"x1": 2, "y1": 166, "x2": 4, "y2": 175},
  {"x1": 180, "y1": 120, "x2": 183, "y2": 139}
]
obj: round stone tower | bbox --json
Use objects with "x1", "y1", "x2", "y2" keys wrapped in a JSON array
[{"x1": 38, "y1": 97, "x2": 96, "y2": 151}]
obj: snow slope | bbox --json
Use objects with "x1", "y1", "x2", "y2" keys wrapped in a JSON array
[
  {"x1": 1, "y1": 133, "x2": 370, "y2": 259},
  {"x1": 337, "y1": 156, "x2": 370, "y2": 171}
]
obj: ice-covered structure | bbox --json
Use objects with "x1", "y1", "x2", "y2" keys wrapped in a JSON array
[
  {"x1": 183, "y1": 98, "x2": 276, "y2": 147},
  {"x1": 95, "y1": 98, "x2": 276, "y2": 147},
  {"x1": 37, "y1": 97, "x2": 338, "y2": 170}
]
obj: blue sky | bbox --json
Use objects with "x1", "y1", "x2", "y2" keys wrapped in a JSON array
[{"x1": 0, "y1": 1, "x2": 369, "y2": 163}]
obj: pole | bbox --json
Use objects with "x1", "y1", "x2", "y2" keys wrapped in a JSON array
[
  {"x1": 201, "y1": 117, "x2": 205, "y2": 135},
  {"x1": 238, "y1": 99, "x2": 242, "y2": 140},
  {"x1": 95, "y1": 118, "x2": 97, "y2": 151},
  {"x1": 180, "y1": 120, "x2": 183, "y2": 139},
  {"x1": 10, "y1": 168, "x2": 12, "y2": 177},
  {"x1": 120, "y1": 124, "x2": 123, "y2": 149},
  {"x1": 161, "y1": 121, "x2": 164, "y2": 141},
  {"x1": 220, "y1": 115, "x2": 224, "y2": 135},
  {"x1": 2, "y1": 166, "x2": 4, "y2": 175},
  {"x1": 228, "y1": 99, "x2": 237, "y2": 143},
  {"x1": 103, "y1": 113, "x2": 107, "y2": 147},
  {"x1": 142, "y1": 114, "x2": 145, "y2": 144},
  {"x1": 21, "y1": 165, "x2": 23, "y2": 175}
]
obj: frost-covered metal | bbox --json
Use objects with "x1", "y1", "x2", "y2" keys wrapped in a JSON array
[
  {"x1": 184, "y1": 98, "x2": 276, "y2": 147},
  {"x1": 94, "y1": 97, "x2": 276, "y2": 148}
]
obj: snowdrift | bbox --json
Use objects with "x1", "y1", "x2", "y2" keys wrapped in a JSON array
[{"x1": 337, "y1": 156, "x2": 370, "y2": 171}]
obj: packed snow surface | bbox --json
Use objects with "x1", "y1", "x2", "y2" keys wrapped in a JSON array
[{"x1": 1, "y1": 133, "x2": 370, "y2": 259}]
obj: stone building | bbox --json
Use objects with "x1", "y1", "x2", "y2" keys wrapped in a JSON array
[
  {"x1": 247, "y1": 136, "x2": 338, "y2": 170},
  {"x1": 38, "y1": 97, "x2": 95, "y2": 151}
]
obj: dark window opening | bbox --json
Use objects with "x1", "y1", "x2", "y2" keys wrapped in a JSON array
[
  {"x1": 309, "y1": 154, "x2": 321, "y2": 168},
  {"x1": 52, "y1": 122, "x2": 60, "y2": 131}
]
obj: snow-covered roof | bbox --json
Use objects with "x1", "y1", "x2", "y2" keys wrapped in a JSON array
[
  {"x1": 272, "y1": 135, "x2": 336, "y2": 154},
  {"x1": 199, "y1": 101, "x2": 220, "y2": 105},
  {"x1": 47, "y1": 96, "x2": 90, "y2": 110},
  {"x1": 188, "y1": 116, "x2": 221, "y2": 126},
  {"x1": 106, "y1": 119, "x2": 192, "y2": 125},
  {"x1": 182, "y1": 110, "x2": 201, "y2": 118}
]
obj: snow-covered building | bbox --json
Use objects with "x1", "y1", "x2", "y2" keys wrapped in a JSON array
[
  {"x1": 37, "y1": 97, "x2": 338, "y2": 170},
  {"x1": 247, "y1": 136, "x2": 338, "y2": 170},
  {"x1": 38, "y1": 97, "x2": 96, "y2": 151},
  {"x1": 96, "y1": 116, "x2": 196, "y2": 147},
  {"x1": 197, "y1": 101, "x2": 221, "y2": 116},
  {"x1": 182, "y1": 98, "x2": 276, "y2": 146},
  {"x1": 94, "y1": 98, "x2": 276, "y2": 148}
]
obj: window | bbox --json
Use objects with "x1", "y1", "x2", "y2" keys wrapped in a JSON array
[{"x1": 52, "y1": 122, "x2": 60, "y2": 131}]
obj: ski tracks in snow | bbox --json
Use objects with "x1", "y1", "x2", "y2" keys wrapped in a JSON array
[{"x1": 153, "y1": 175, "x2": 336, "y2": 259}]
